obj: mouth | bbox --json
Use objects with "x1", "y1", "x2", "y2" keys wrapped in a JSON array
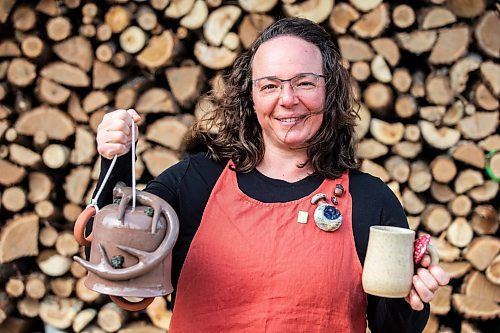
[{"x1": 275, "y1": 115, "x2": 307, "y2": 124}]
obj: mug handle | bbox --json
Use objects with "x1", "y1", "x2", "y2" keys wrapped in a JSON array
[{"x1": 414, "y1": 235, "x2": 439, "y2": 265}]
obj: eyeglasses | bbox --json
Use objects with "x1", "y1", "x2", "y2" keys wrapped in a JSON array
[{"x1": 252, "y1": 73, "x2": 325, "y2": 98}]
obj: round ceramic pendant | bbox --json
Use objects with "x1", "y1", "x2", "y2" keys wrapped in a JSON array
[{"x1": 314, "y1": 204, "x2": 342, "y2": 232}]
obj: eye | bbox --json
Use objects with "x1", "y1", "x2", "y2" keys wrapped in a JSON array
[{"x1": 259, "y1": 82, "x2": 280, "y2": 91}]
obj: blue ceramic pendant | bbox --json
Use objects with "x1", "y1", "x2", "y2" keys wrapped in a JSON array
[{"x1": 311, "y1": 193, "x2": 343, "y2": 232}]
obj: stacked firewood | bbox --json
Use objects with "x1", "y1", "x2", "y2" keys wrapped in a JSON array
[{"x1": 0, "y1": 0, "x2": 498, "y2": 332}]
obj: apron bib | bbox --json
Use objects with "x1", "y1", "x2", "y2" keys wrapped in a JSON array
[{"x1": 169, "y1": 163, "x2": 367, "y2": 332}]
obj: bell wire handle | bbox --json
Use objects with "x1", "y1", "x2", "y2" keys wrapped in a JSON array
[{"x1": 131, "y1": 117, "x2": 136, "y2": 210}]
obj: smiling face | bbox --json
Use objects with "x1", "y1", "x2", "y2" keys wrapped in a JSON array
[{"x1": 251, "y1": 36, "x2": 325, "y2": 151}]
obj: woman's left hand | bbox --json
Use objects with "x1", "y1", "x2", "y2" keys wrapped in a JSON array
[{"x1": 405, "y1": 254, "x2": 450, "y2": 311}]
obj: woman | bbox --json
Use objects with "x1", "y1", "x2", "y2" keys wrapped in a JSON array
[{"x1": 94, "y1": 17, "x2": 449, "y2": 332}]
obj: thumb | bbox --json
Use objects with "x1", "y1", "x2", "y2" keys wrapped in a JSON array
[{"x1": 127, "y1": 109, "x2": 141, "y2": 123}]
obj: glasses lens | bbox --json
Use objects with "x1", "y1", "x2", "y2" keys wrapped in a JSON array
[
  {"x1": 292, "y1": 74, "x2": 319, "y2": 91},
  {"x1": 255, "y1": 78, "x2": 281, "y2": 95}
]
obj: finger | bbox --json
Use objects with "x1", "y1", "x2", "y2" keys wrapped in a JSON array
[
  {"x1": 127, "y1": 109, "x2": 141, "y2": 123},
  {"x1": 407, "y1": 288, "x2": 424, "y2": 311},
  {"x1": 412, "y1": 275, "x2": 433, "y2": 303},
  {"x1": 416, "y1": 267, "x2": 439, "y2": 292},
  {"x1": 99, "y1": 143, "x2": 128, "y2": 159},
  {"x1": 104, "y1": 109, "x2": 134, "y2": 125},
  {"x1": 420, "y1": 254, "x2": 431, "y2": 268},
  {"x1": 104, "y1": 131, "x2": 129, "y2": 145},
  {"x1": 429, "y1": 265, "x2": 450, "y2": 286}
]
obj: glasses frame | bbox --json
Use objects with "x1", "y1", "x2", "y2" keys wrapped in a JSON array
[{"x1": 251, "y1": 73, "x2": 325, "y2": 96}]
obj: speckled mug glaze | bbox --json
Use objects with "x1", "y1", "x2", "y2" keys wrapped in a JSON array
[{"x1": 362, "y1": 226, "x2": 421, "y2": 298}]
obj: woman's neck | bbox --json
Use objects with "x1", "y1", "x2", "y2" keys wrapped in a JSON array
[{"x1": 256, "y1": 147, "x2": 313, "y2": 182}]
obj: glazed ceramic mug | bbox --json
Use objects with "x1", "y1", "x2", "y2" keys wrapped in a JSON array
[{"x1": 362, "y1": 226, "x2": 439, "y2": 298}]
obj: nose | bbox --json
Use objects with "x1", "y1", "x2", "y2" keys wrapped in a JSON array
[{"x1": 279, "y1": 82, "x2": 298, "y2": 107}]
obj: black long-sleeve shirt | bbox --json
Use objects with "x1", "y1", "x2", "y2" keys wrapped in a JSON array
[{"x1": 92, "y1": 151, "x2": 429, "y2": 332}]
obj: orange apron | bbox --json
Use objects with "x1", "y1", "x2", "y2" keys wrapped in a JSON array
[{"x1": 169, "y1": 163, "x2": 367, "y2": 332}]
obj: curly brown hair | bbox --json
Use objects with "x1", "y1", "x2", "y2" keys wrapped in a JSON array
[{"x1": 187, "y1": 17, "x2": 359, "y2": 179}]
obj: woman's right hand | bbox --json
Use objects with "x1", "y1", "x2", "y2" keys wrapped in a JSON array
[{"x1": 96, "y1": 109, "x2": 141, "y2": 160}]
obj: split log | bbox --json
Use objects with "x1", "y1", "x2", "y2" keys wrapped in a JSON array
[
  {"x1": 462, "y1": 271, "x2": 500, "y2": 302},
  {"x1": 392, "y1": 4, "x2": 415, "y2": 29},
  {"x1": 37, "y1": 78, "x2": 71, "y2": 105},
  {"x1": 0, "y1": 213, "x2": 39, "y2": 263},
  {"x1": 70, "y1": 262, "x2": 87, "y2": 279},
  {"x1": 450, "y1": 55, "x2": 481, "y2": 94},
  {"x1": 204, "y1": 5, "x2": 241, "y2": 46},
  {"x1": 433, "y1": 236, "x2": 461, "y2": 262},
  {"x1": 471, "y1": 205, "x2": 498, "y2": 235},
  {"x1": 472, "y1": 83, "x2": 499, "y2": 111},
  {"x1": 452, "y1": 294, "x2": 500, "y2": 320},
  {"x1": 53, "y1": 36, "x2": 93, "y2": 72},
  {"x1": 385, "y1": 156, "x2": 410, "y2": 183},
  {"x1": 0, "y1": 0, "x2": 16, "y2": 23},
  {"x1": 283, "y1": 0, "x2": 334, "y2": 24},
  {"x1": 68, "y1": 93, "x2": 89, "y2": 123},
  {"x1": 474, "y1": 11, "x2": 499, "y2": 58},
  {"x1": 82, "y1": 91, "x2": 112, "y2": 113},
  {"x1": 446, "y1": 217, "x2": 473, "y2": 248},
  {"x1": 357, "y1": 139, "x2": 388, "y2": 160},
  {"x1": 63, "y1": 167, "x2": 91, "y2": 204},
  {"x1": 40, "y1": 62, "x2": 90, "y2": 87},
  {"x1": 360, "y1": 159, "x2": 390, "y2": 182},
  {"x1": 146, "y1": 117, "x2": 189, "y2": 151},
  {"x1": 463, "y1": 237, "x2": 500, "y2": 271},
  {"x1": 8, "y1": 143, "x2": 41, "y2": 167},
  {"x1": 194, "y1": 41, "x2": 238, "y2": 70},
  {"x1": 39, "y1": 297, "x2": 83, "y2": 330},
  {"x1": 238, "y1": 14, "x2": 274, "y2": 49},
  {"x1": 396, "y1": 30, "x2": 437, "y2": 54},
  {"x1": 446, "y1": 0, "x2": 486, "y2": 18},
  {"x1": 55, "y1": 232, "x2": 79, "y2": 257},
  {"x1": 28, "y1": 172, "x2": 52, "y2": 203},
  {"x1": 137, "y1": 31, "x2": 179, "y2": 69},
  {"x1": 180, "y1": 0, "x2": 208, "y2": 30},
  {"x1": 75, "y1": 277, "x2": 100, "y2": 303},
  {"x1": 37, "y1": 250, "x2": 72, "y2": 277},
  {"x1": 329, "y1": 3, "x2": 359, "y2": 34},
  {"x1": 72, "y1": 308, "x2": 96, "y2": 333},
  {"x1": 429, "y1": 26, "x2": 469, "y2": 65},
  {"x1": 419, "y1": 121, "x2": 460, "y2": 150},
  {"x1": 439, "y1": 261, "x2": 471, "y2": 279},
  {"x1": 392, "y1": 141, "x2": 422, "y2": 159},
  {"x1": 0, "y1": 41, "x2": 21, "y2": 57},
  {"x1": 369, "y1": 119, "x2": 404, "y2": 145},
  {"x1": 480, "y1": 61, "x2": 499, "y2": 98},
  {"x1": 468, "y1": 181, "x2": 499, "y2": 203},
  {"x1": 97, "y1": 303, "x2": 128, "y2": 333},
  {"x1": 93, "y1": 60, "x2": 125, "y2": 90},
  {"x1": 238, "y1": 0, "x2": 277, "y2": 13},
  {"x1": 165, "y1": 0, "x2": 196, "y2": 19},
  {"x1": 485, "y1": 254, "x2": 500, "y2": 285},
  {"x1": 451, "y1": 141, "x2": 485, "y2": 169},
  {"x1": 142, "y1": 147, "x2": 180, "y2": 177},
  {"x1": 420, "y1": 6, "x2": 456, "y2": 29},
  {"x1": 349, "y1": 0, "x2": 382, "y2": 12},
  {"x1": 371, "y1": 55, "x2": 391, "y2": 83},
  {"x1": 105, "y1": 6, "x2": 131, "y2": 33},
  {"x1": 114, "y1": 76, "x2": 149, "y2": 109},
  {"x1": 135, "y1": 88, "x2": 179, "y2": 114},
  {"x1": 63, "y1": 203, "x2": 82, "y2": 223},
  {"x1": 70, "y1": 127, "x2": 96, "y2": 165},
  {"x1": 402, "y1": 188, "x2": 425, "y2": 215},
  {"x1": 165, "y1": 65, "x2": 204, "y2": 108},
  {"x1": 338, "y1": 37, "x2": 374, "y2": 62},
  {"x1": 430, "y1": 285, "x2": 451, "y2": 315},
  {"x1": 425, "y1": 73, "x2": 453, "y2": 105},
  {"x1": 145, "y1": 297, "x2": 172, "y2": 330},
  {"x1": 351, "y1": 4, "x2": 389, "y2": 38},
  {"x1": 454, "y1": 169, "x2": 483, "y2": 194}
]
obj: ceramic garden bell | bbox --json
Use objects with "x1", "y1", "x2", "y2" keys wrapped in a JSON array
[{"x1": 73, "y1": 181, "x2": 179, "y2": 311}]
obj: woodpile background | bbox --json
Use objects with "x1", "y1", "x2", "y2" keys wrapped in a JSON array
[{"x1": 0, "y1": 0, "x2": 498, "y2": 332}]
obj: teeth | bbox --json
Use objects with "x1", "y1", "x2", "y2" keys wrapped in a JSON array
[{"x1": 279, "y1": 117, "x2": 302, "y2": 123}]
